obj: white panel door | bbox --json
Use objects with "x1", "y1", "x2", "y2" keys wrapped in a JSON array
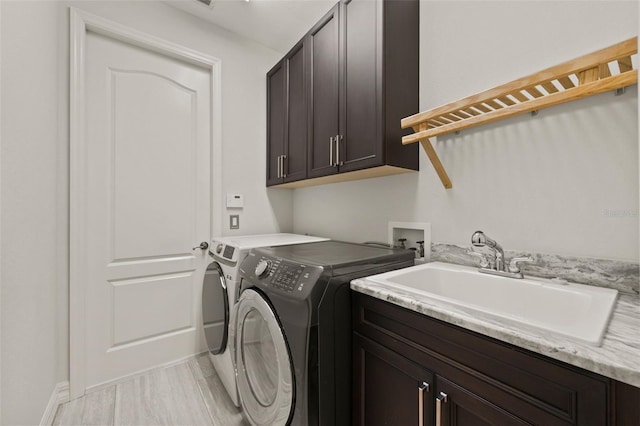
[{"x1": 84, "y1": 30, "x2": 211, "y2": 388}]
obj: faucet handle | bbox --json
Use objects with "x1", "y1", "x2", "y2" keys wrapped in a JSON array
[
  {"x1": 467, "y1": 248, "x2": 490, "y2": 268},
  {"x1": 508, "y1": 256, "x2": 534, "y2": 273}
]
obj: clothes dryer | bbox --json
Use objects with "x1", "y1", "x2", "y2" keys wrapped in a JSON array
[{"x1": 201, "y1": 233, "x2": 328, "y2": 406}]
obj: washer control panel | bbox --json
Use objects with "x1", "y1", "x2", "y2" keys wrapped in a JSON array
[
  {"x1": 210, "y1": 239, "x2": 239, "y2": 263},
  {"x1": 270, "y1": 262, "x2": 305, "y2": 293},
  {"x1": 240, "y1": 252, "x2": 323, "y2": 298}
]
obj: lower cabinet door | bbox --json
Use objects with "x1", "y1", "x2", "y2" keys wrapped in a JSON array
[
  {"x1": 435, "y1": 375, "x2": 530, "y2": 426},
  {"x1": 353, "y1": 334, "x2": 434, "y2": 426}
]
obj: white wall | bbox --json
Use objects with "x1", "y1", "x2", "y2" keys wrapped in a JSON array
[
  {"x1": 1, "y1": 2, "x2": 63, "y2": 424},
  {"x1": 1, "y1": 1, "x2": 287, "y2": 423},
  {"x1": 293, "y1": 0, "x2": 639, "y2": 262}
]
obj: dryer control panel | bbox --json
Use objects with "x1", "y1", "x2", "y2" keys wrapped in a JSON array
[{"x1": 239, "y1": 252, "x2": 324, "y2": 299}]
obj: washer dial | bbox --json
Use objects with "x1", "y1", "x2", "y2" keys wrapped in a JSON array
[{"x1": 255, "y1": 260, "x2": 272, "y2": 278}]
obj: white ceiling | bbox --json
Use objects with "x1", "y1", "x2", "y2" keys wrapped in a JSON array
[{"x1": 167, "y1": 0, "x2": 336, "y2": 53}]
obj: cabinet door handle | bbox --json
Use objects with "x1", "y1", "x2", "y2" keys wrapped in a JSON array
[
  {"x1": 335, "y1": 134, "x2": 343, "y2": 166},
  {"x1": 436, "y1": 392, "x2": 448, "y2": 426},
  {"x1": 329, "y1": 136, "x2": 335, "y2": 166},
  {"x1": 282, "y1": 154, "x2": 287, "y2": 178},
  {"x1": 418, "y1": 382, "x2": 429, "y2": 426},
  {"x1": 276, "y1": 155, "x2": 281, "y2": 178}
]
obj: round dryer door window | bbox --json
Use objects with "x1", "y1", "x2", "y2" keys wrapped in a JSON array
[{"x1": 235, "y1": 289, "x2": 293, "y2": 426}]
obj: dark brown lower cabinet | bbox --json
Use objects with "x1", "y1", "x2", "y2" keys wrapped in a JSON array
[
  {"x1": 435, "y1": 375, "x2": 530, "y2": 426},
  {"x1": 352, "y1": 292, "x2": 640, "y2": 426},
  {"x1": 353, "y1": 334, "x2": 434, "y2": 426}
]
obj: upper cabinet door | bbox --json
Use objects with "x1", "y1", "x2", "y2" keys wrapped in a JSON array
[
  {"x1": 339, "y1": 0, "x2": 383, "y2": 173},
  {"x1": 284, "y1": 40, "x2": 308, "y2": 183},
  {"x1": 307, "y1": 4, "x2": 341, "y2": 179},
  {"x1": 267, "y1": 40, "x2": 308, "y2": 187},
  {"x1": 266, "y1": 61, "x2": 286, "y2": 186},
  {"x1": 266, "y1": 0, "x2": 419, "y2": 188}
]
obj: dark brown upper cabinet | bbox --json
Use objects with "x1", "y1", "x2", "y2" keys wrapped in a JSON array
[
  {"x1": 338, "y1": 0, "x2": 385, "y2": 173},
  {"x1": 267, "y1": 39, "x2": 308, "y2": 186},
  {"x1": 307, "y1": 4, "x2": 341, "y2": 180},
  {"x1": 267, "y1": 0, "x2": 419, "y2": 188}
]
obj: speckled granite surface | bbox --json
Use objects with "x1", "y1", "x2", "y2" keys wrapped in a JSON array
[
  {"x1": 351, "y1": 278, "x2": 640, "y2": 387},
  {"x1": 432, "y1": 243, "x2": 640, "y2": 296}
]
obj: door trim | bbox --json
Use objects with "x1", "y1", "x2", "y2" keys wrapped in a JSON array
[{"x1": 69, "y1": 7, "x2": 222, "y2": 399}]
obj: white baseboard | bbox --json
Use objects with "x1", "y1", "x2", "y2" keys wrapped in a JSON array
[{"x1": 40, "y1": 381, "x2": 70, "y2": 426}]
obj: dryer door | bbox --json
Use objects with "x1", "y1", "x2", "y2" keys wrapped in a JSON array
[
  {"x1": 235, "y1": 289, "x2": 293, "y2": 426},
  {"x1": 202, "y1": 262, "x2": 229, "y2": 355}
]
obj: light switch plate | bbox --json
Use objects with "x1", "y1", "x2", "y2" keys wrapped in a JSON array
[
  {"x1": 226, "y1": 193, "x2": 244, "y2": 209},
  {"x1": 230, "y1": 214, "x2": 240, "y2": 229}
]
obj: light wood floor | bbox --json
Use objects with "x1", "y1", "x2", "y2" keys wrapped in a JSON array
[{"x1": 54, "y1": 354, "x2": 248, "y2": 426}]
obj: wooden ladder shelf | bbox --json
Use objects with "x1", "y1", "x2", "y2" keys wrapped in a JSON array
[{"x1": 401, "y1": 37, "x2": 638, "y2": 189}]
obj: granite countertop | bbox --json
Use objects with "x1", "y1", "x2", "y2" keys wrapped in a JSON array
[{"x1": 350, "y1": 277, "x2": 640, "y2": 387}]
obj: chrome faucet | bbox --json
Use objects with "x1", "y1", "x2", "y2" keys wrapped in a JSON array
[
  {"x1": 469, "y1": 231, "x2": 533, "y2": 279},
  {"x1": 471, "y1": 230, "x2": 505, "y2": 271}
]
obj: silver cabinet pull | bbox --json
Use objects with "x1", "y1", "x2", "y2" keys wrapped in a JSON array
[
  {"x1": 418, "y1": 382, "x2": 429, "y2": 426},
  {"x1": 277, "y1": 155, "x2": 282, "y2": 178},
  {"x1": 329, "y1": 136, "x2": 335, "y2": 166},
  {"x1": 436, "y1": 392, "x2": 448, "y2": 426},
  {"x1": 335, "y1": 134, "x2": 343, "y2": 166},
  {"x1": 278, "y1": 155, "x2": 284, "y2": 178},
  {"x1": 282, "y1": 154, "x2": 287, "y2": 178}
]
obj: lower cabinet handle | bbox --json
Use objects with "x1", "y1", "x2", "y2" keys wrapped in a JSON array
[
  {"x1": 335, "y1": 134, "x2": 342, "y2": 166},
  {"x1": 418, "y1": 382, "x2": 429, "y2": 426},
  {"x1": 436, "y1": 392, "x2": 448, "y2": 426},
  {"x1": 329, "y1": 136, "x2": 335, "y2": 166}
]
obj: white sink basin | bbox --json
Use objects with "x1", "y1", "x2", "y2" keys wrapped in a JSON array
[{"x1": 358, "y1": 262, "x2": 618, "y2": 347}]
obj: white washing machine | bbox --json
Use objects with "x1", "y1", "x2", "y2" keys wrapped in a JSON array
[{"x1": 201, "y1": 233, "x2": 329, "y2": 406}]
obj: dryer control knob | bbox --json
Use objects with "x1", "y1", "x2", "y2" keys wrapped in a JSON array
[
  {"x1": 255, "y1": 260, "x2": 272, "y2": 278},
  {"x1": 215, "y1": 243, "x2": 224, "y2": 254}
]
